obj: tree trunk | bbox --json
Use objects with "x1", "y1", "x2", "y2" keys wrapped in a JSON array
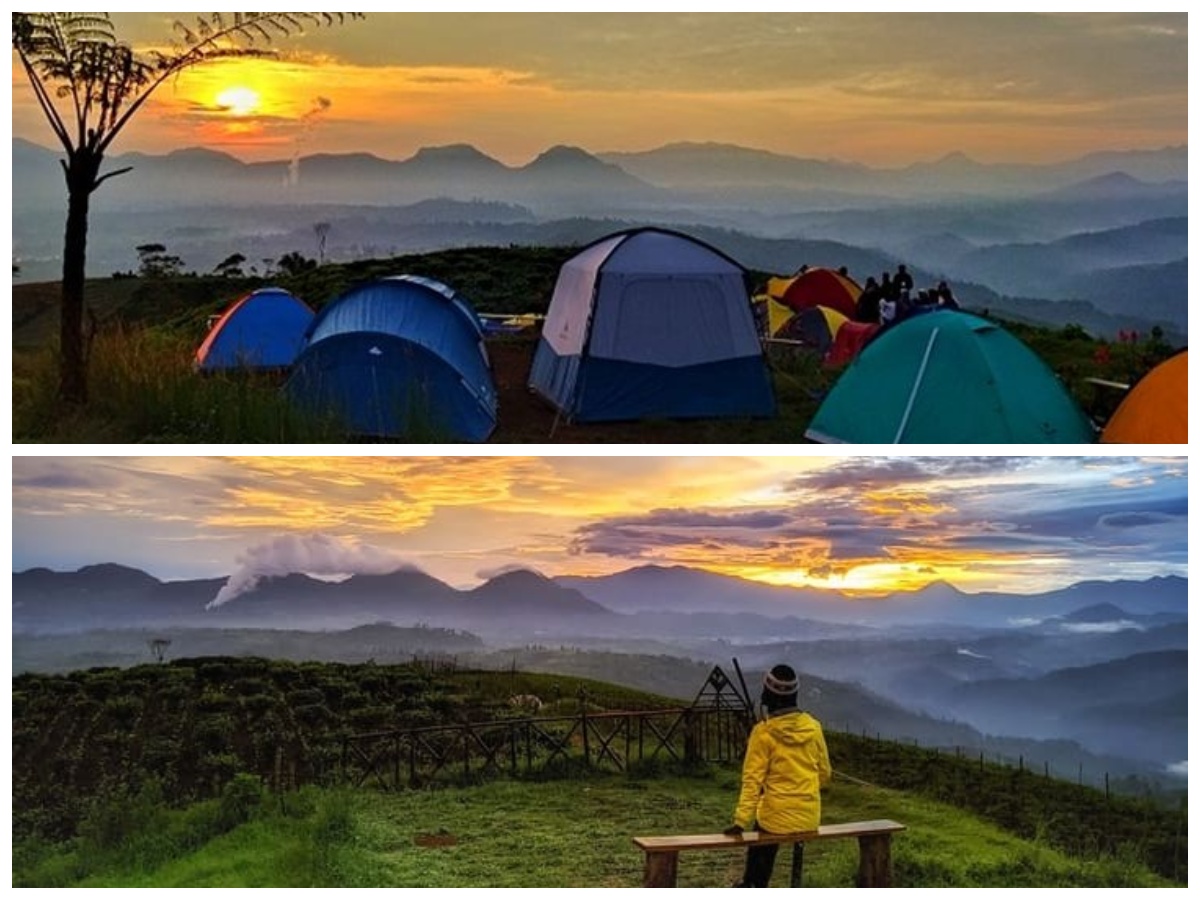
[{"x1": 59, "y1": 151, "x2": 101, "y2": 404}]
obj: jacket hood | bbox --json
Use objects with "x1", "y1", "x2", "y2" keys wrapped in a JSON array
[{"x1": 763, "y1": 710, "x2": 822, "y2": 747}]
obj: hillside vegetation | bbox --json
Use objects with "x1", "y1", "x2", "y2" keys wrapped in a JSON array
[
  {"x1": 12, "y1": 658, "x2": 1185, "y2": 886},
  {"x1": 12, "y1": 246, "x2": 1175, "y2": 442}
]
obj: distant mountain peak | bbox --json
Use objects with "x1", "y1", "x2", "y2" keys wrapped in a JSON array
[
  {"x1": 479, "y1": 568, "x2": 553, "y2": 588},
  {"x1": 908, "y1": 580, "x2": 968, "y2": 599},
  {"x1": 164, "y1": 146, "x2": 241, "y2": 164},
  {"x1": 408, "y1": 144, "x2": 506, "y2": 168},
  {"x1": 915, "y1": 151, "x2": 983, "y2": 173},
  {"x1": 1058, "y1": 602, "x2": 1131, "y2": 623},
  {"x1": 524, "y1": 145, "x2": 624, "y2": 173},
  {"x1": 1042, "y1": 169, "x2": 1165, "y2": 200},
  {"x1": 536, "y1": 144, "x2": 596, "y2": 161},
  {"x1": 75, "y1": 562, "x2": 162, "y2": 585}
]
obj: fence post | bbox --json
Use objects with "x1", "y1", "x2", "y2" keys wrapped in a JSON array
[
  {"x1": 580, "y1": 696, "x2": 590, "y2": 769},
  {"x1": 625, "y1": 715, "x2": 632, "y2": 769},
  {"x1": 464, "y1": 727, "x2": 471, "y2": 778}
]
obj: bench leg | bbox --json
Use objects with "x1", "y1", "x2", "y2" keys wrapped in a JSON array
[
  {"x1": 856, "y1": 835, "x2": 894, "y2": 887},
  {"x1": 790, "y1": 842, "x2": 805, "y2": 888},
  {"x1": 644, "y1": 850, "x2": 679, "y2": 887}
]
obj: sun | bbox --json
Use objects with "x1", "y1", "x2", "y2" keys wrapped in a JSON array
[{"x1": 215, "y1": 86, "x2": 261, "y2": 117}]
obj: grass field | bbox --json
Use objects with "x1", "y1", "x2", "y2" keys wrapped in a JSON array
[{"x1": 14, "y1": 773, "x2": 1174, "y2": 888}]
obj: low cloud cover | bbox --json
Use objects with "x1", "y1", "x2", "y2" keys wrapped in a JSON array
[{"x1": 208, "y1": 533, "x2": 416, "y2": 609}]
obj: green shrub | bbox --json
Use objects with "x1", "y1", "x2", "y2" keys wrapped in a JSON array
[
  {"x1": 218, "y1": 773, "x2": 267, "y2": 830},
  {"x1": 76, "y1": 778, "x2": 170, "y2": 867}
]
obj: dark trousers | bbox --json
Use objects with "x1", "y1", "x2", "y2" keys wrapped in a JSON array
[{"x1": 738, "y1": 838, "x2": 779, "y2": 888}]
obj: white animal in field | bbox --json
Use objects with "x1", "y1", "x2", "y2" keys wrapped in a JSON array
[{"x1": 508, "y1": 694, "x2": 544, "y2": 713}]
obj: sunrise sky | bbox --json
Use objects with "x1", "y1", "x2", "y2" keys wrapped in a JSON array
[
  {"x1": 10, "y1": 12, "x2": 1188, "y2": 166},
  {"x1": 11, "y1": 456, "x2": 1187, "y2": 597}
]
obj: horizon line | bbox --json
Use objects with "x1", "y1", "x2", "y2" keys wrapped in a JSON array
[
  {"x1": 14, "y1": 560, "x2": 1186, "y2": 601},
  {"x1": 11, "y1": 134, "x2": 1190, "y2": 173}
]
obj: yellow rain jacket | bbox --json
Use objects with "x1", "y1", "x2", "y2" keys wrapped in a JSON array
[{"x1": 733, "y1": 709, "x2": 832, "y2": 833}]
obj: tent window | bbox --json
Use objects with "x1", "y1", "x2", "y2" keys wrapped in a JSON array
[{"x1": 590, "y1": 276, "x2": 754, "y2": 367}]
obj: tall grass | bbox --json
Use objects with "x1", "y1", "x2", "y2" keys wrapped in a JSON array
[
  {"x1": 12, "y1": 773, "x2": 1176, "y2": 888},
  {"x1": 14, "y1": 327, "x2": 345, "y2": 442}
]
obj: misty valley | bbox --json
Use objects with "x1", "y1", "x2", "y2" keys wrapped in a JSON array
[
  {"x1": 11, "y1": 138, "x2": 1187, "y2": 344},
  {"x1": 13, "y1": 561, "x2": 1187, "y2": 794}
]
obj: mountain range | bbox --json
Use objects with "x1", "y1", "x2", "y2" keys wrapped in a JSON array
[
  {"x1": 14, "y1": 137, "x2": 1187, "y2": 212},
  {"x1": 13, "y1": 137, "x2": 1186, "y2": 340},
  {"x1": 13, "y1": 561, "x2": 1186, "y2": 637},
  {"x1": 556, "y1": 565, "x2": 1187, "y2": 628}
]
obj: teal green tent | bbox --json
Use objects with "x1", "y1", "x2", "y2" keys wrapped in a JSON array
[{"x1": 806, "y1": 311, "x2": 1096, "y2": 443}]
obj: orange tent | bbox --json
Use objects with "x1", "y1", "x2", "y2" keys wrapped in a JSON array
[
  {"x1": 1100, "y1": 350, "x2": 1187, "y2": 444},
  {"x1": 768, "y1": 267, "x2": 861, "y2": 320}
]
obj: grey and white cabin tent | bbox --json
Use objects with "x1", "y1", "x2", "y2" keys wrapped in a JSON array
[{"x1": 528, "y1": 227, "x2": 776, "y2": 422}]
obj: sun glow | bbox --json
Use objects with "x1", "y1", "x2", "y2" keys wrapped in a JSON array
[{"x1": 215, "y1": 86, "x2": 261, "y2": 116}]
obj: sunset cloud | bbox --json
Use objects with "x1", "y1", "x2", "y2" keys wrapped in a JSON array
[
  {"x1": 13, "y1": 13, "x2": 1185, "y2": 166},
  {"x1": 11, "y1": 457, "x2": 1187, "y2": 595}
]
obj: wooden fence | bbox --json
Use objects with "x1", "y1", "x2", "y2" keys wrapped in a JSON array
[{"x1": 338, "y1": 705, "x2": 750, "y2": 790}]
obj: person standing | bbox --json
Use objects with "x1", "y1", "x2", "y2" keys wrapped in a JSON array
[{"x1": 725, "y1": 665, "x2": 832, "y2": 888}]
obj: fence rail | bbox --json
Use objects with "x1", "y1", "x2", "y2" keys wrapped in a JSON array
[{"x1": 339, "y1": 706, "x2": 750, "y2": 790}]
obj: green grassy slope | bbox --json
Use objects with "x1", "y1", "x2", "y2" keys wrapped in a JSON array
[{"x1": 16, "y1": 775, "x2": 1176, "y2": 888}]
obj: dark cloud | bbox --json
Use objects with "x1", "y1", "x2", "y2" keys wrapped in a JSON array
[
  {"x1": 786, "y1": 456, "x2": 1041, "y2": 494},
  {"x1": 566, "y1": 458, "x2": 1187, "y2": 579},
  {"x1": 13, "y1": 470, "x2": 106, "y2": 491},
  {"x1": 1005, "y1": 493, "x2": 1185, "y2": 537},
  {"x1": 1099, "y1": 511, "x2": 1182, "y2": 529}
]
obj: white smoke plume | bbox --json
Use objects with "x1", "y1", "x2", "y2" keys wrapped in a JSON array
[
  {"x1": 207, "y1": 532, "x2": 413, "y2": 609},
  {"x1": 286, "y1": 96, "x2": 333, "y2": 187}
]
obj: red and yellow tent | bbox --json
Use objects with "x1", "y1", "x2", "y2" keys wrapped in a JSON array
[{"x1": 767, "y1": 267, "x2": 861, "y2": 320}]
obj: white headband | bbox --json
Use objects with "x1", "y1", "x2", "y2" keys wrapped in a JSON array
[{"x1": 763, "y1": 669, "x2": 798, "y2": 695}]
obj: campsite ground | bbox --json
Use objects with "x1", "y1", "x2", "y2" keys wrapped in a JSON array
[{"x1": 486, "y1": 336, "x2": 823, "y2": 444}]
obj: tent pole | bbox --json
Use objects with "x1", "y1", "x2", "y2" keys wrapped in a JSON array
[{"x1": 894, "y1": 327, "x2": 939, "y2": 442}]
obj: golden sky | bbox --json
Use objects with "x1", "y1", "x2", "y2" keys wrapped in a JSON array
[
  {"x1": 10, "y1": 12, "x2": 1188, "y2": 166},
  {"x1": 11, "y1": 456, "x2": 1188, "y2": 598}
]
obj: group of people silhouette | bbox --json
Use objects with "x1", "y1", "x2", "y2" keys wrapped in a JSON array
[{"x1": 852, "y1": 264, "x2": 959, "y2": 328}]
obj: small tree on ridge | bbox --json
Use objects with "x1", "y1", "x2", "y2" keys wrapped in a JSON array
[{"x1": 12, "y1": 12, "x2": 362, "y2": 403}]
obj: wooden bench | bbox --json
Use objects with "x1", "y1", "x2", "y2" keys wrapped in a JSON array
[{"x1": 633, "y1": 819, "x2": 906, "y2": 887}]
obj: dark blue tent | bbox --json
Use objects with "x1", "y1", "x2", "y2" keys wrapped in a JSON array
[
  {"x1": 285, "y1": 276, "x2": 497, "y2": 441},
  {"x1": 528, "y1": 228, "x2": 775, "y2": 423},
  {"x1": 195, "y1": 287, "x2": 313, "y2": 371}
]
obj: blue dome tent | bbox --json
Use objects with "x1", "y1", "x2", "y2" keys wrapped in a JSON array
[
  {"x1": 195, "y1": 287, "x2": 313, "y2": 371},
  {"x1": 285, "y1": 276, "x2": 497, "y2": 441}
]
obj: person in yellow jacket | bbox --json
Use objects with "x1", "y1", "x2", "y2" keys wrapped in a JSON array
[{"x1": 725, "y1": 664, "x2": 832, "y2": 887}]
